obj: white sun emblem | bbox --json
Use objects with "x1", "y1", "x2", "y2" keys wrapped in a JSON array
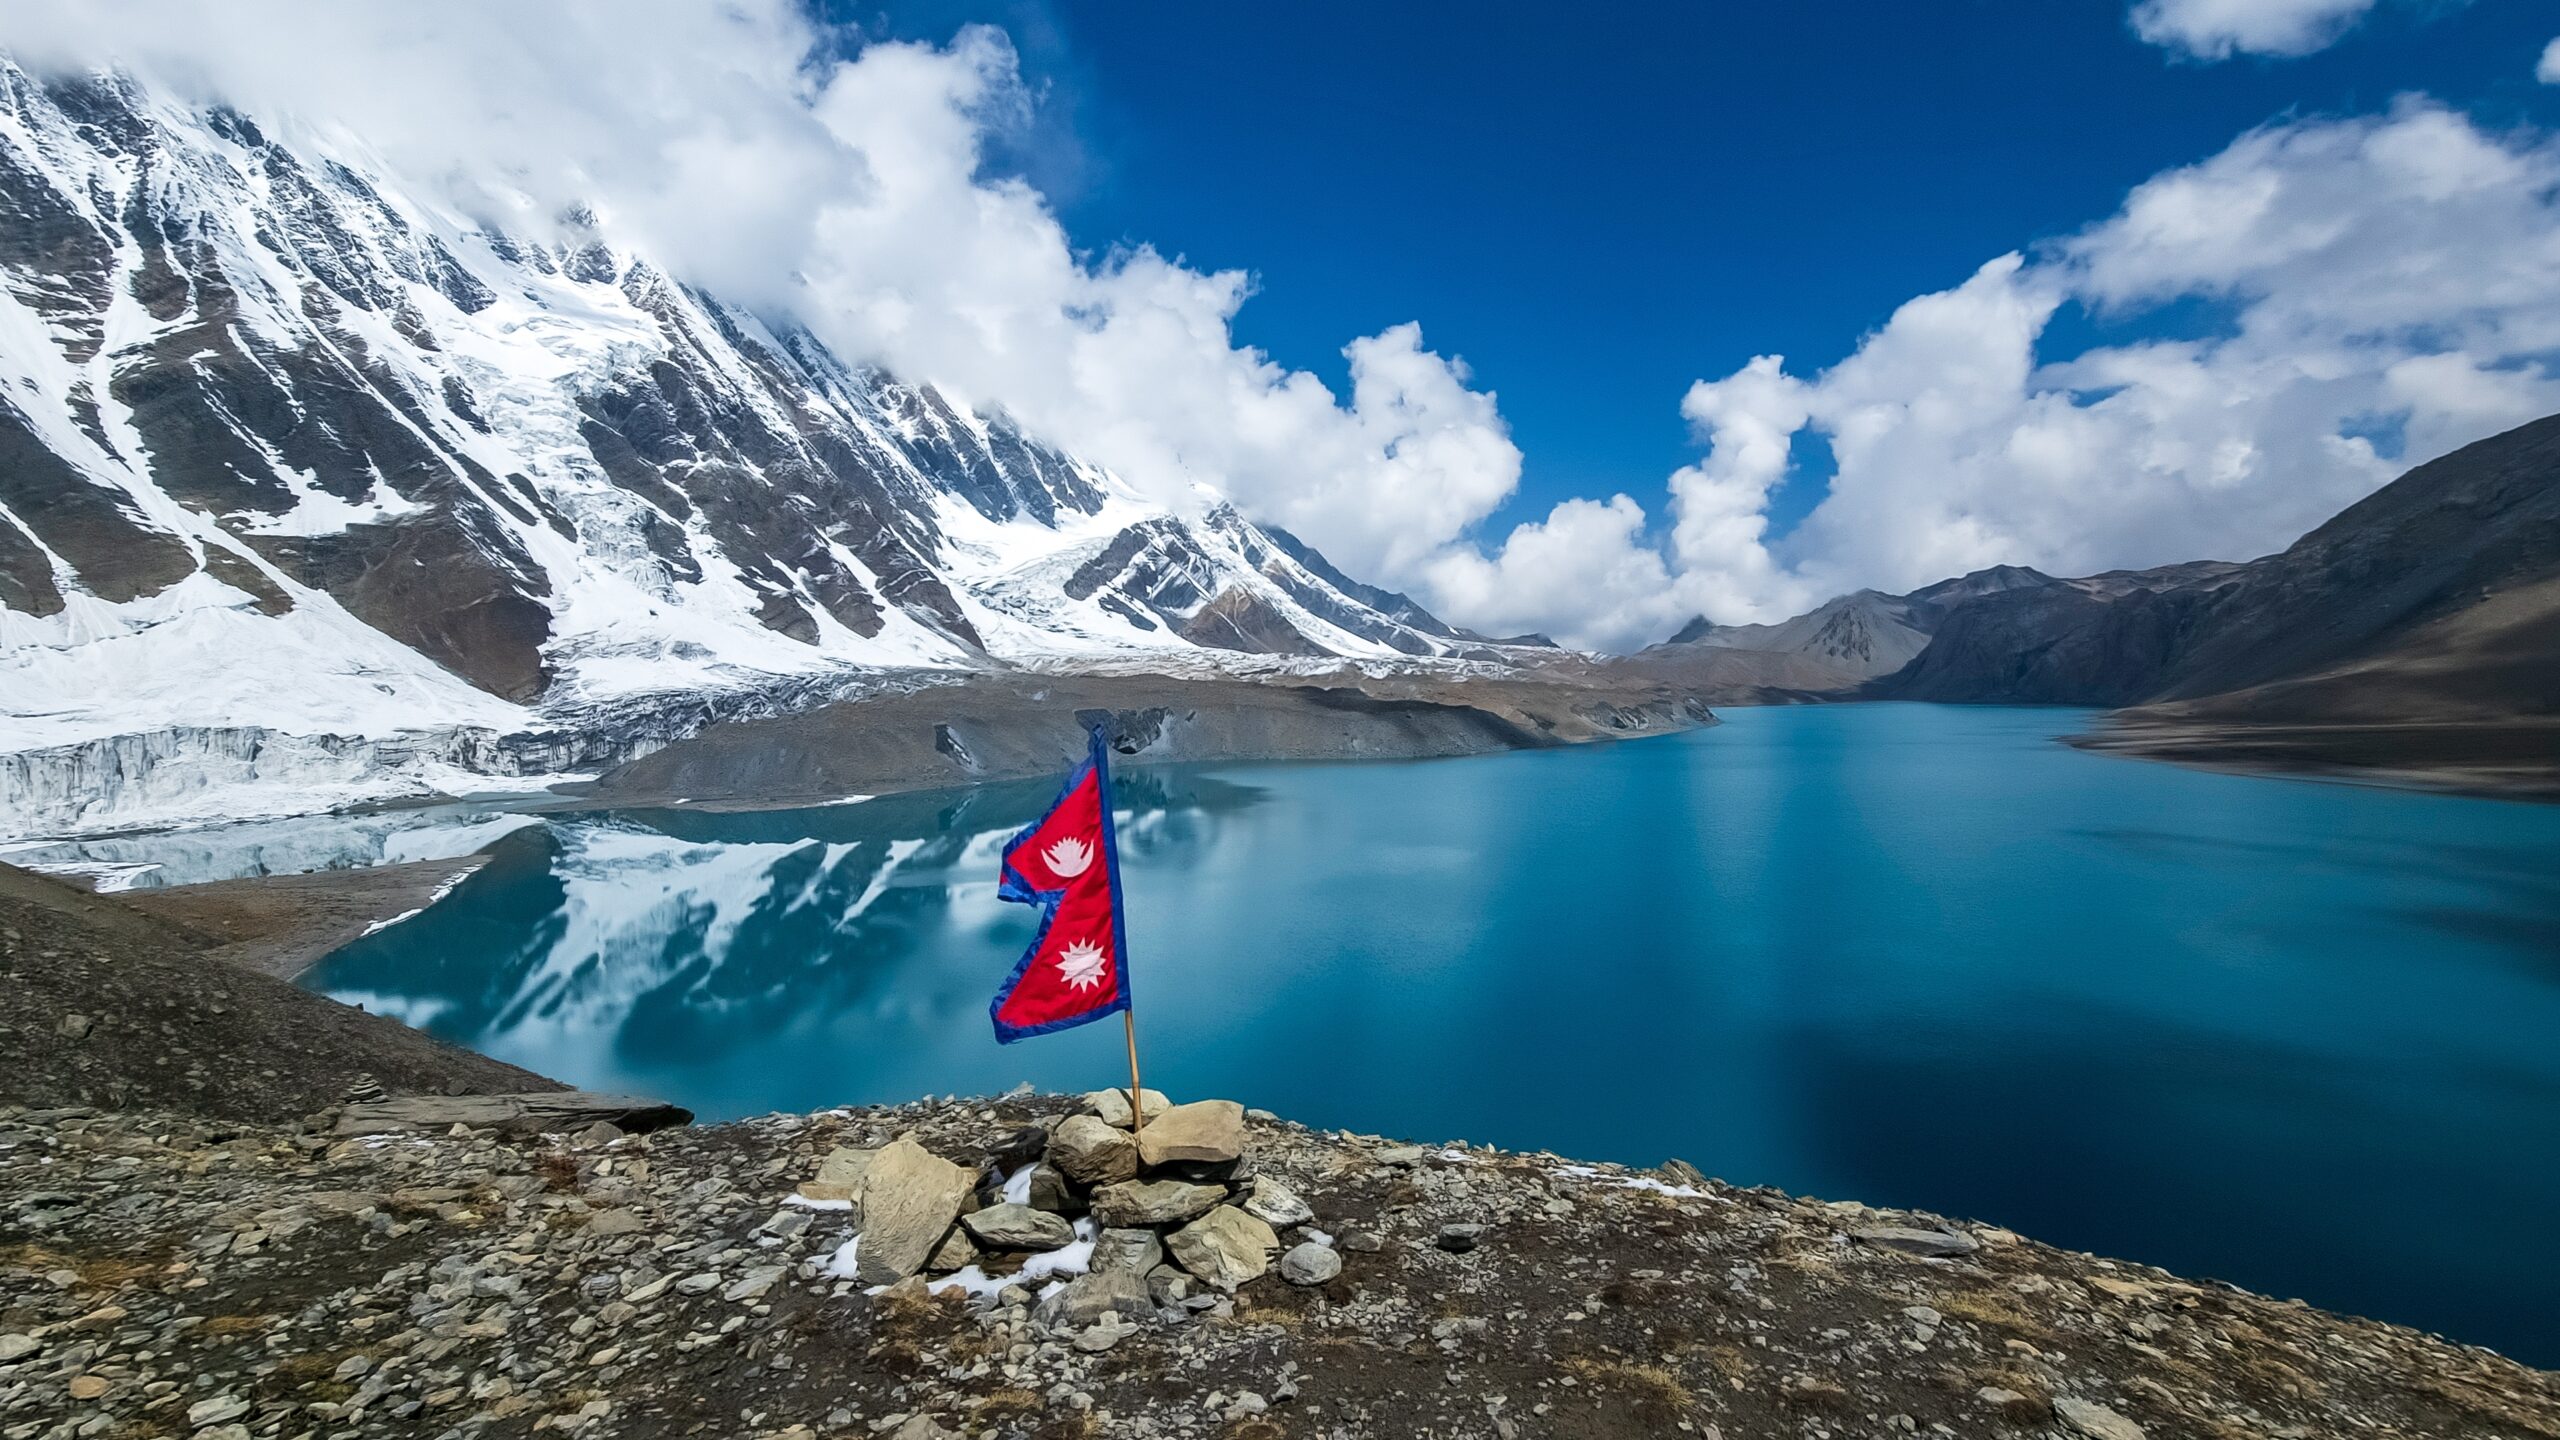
[
  {"x1": 1056, "y1": 938, "x2": 1109, "y2": 991},
  {"x1": 1043, "y1": 836, "x2": 1094, "y2": 878}
]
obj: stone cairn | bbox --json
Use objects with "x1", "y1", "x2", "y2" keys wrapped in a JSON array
[{"x1": 801, "y1": 1091, "x2": 1331, "y2": 1342}]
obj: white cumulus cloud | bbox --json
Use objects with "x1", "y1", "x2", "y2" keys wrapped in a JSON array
[
  {"x1": 2129, "y1": 0, "x2": 2381, "y2": 59},
  {"x1": 1664, "y1": 99, "x2": 2560, "y2": 626},
  {"x1": 5, "y1": 4, "x2": 2557, "y2": 654},
  {"x1": 0, "y1": 1, "x2": 1528, "y2": 632},
  {"x1": 2539, "y1": 37, "x2": 2560, "y2": 83}
]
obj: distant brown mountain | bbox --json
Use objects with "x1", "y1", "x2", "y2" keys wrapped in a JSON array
[
  {"x1": 1618, "y1": 413, "x2": 2558, "y2": 791},
  {"x1": 1881, "y1": 412, "x2": 2560, "y2": 720}
]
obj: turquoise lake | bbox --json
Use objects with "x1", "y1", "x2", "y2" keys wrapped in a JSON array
[{"x1": 306, "y1": 704, "x2": 2560, "y2": 1364}]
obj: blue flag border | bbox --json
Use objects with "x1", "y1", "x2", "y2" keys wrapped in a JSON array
[{"x1": 989, "y1": 725, "x2": 1134, "y2": 1043}]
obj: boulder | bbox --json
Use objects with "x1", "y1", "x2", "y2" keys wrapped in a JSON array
[
  {"x1": 1049, "y1": 1114, "x2": 1139, "y2": 1185},
  {"x1": 1089, "y1": 1227, "x2": 1165, "y2": 1278},
  {"x1": 1086, "y1": 1087, "x2": 1170, "y2": 1130},
  {"x1": 962, "y1": 1203, "x2": 1074, "y2": 1252},
  {"x1": 1089, "y1": 1180, "x2": 1227, "y2": 1228},
  {"x1": 1279, "y1": 1241, "x2": 1341, "y2": 1286},
  {"x1": 1165, "y1": 1205, "x2": 1278, "y2": 1291},
  {"x1": 1435, "y1": 1223, "x2": 1485, "y2": 1254},
  {"x1": 1240, "y1": 1175, "x2": 1312, "y2": 1228},
  {"x1": 854, "y1": 1136, "x2": 976, "y2": 1285},
  {"x1": 1852, "y1": 1225, "x2": 1980, "y2": 1259},
  {"x1": 1137, "y1": 1099, "x2": 1245, "y2": 1169},
  {"x1": 1034, "y1": 1270, "x2": 1156, "y2": 1329}
]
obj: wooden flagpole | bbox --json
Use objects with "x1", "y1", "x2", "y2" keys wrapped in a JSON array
[{"x1": 1122, "y1": 1008, "x2": 1145, "y2": 1139}]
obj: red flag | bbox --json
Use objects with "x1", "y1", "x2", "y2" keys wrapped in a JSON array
[{"x1": 991, "y1": 726, "x2": 1133, "y2": 1042}]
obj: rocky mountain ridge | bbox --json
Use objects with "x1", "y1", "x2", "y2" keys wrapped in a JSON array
[
  {"x1": 0, "y1": 60, "x2": 1543, "y2": 839},
  {"x1": 3, "y1": 1089, "x2": 2551, "y2": 1440}
]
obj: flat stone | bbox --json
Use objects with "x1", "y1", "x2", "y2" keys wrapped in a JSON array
[
  {"x1": 1137, "y1": 1099, "x2": 1245, "y2": 1169},
  {"x1": 2056, "y1": 1398, "x2": 2147, "y2": 1440},
  {"x1": 1035, "y1": 1270, "x2": 1157, "y2": 1329},
  {"x1": 582, "y1": 1208, "x2": 645, "y2": 1237},
  {"x1": 962, "y1": 1203, "x2": 1074, "y2": 1252},
  {"x1": 67, "y1": 1375, "x2": 108, "y2": 1401},
  {"x1": 722, "y1": 1265, "x2": 784, "y2": 1302},
  {"x1": 1089, "y1": 1179, "x2": 1227, "y2": 1228},
  {"x1": 1085, "y1": 1088, "x2": 1170, "y2": 1129},
  {"x1": 856, "y1": 1136, "x2": 977, "y2": 1286},
  {"x1": 187, "y1": 1395, "x2": 250, "y2": 1427},
  {"x1": 333, "y1": 1092, "x2": 691, "y2": 1138},
  {"x1": 0, "y1": 1334, "x2": 37, "y2": 1361},
  {"x1": 1376, "y1": 1145, "x2": 1427, "y2": 1166},
  {"x1": 1090, "y1": 1227, "x2": 1165, "y2": 1277},
  {"x1": 1279, "y1": 1241, "x2": 1340, "y2": 1286},
  {"x1": 1341, "y1": 1229, "x2": 1387, "y2": 1253},
  {"x1": 814, "y1": 1146, "x2": 877, "y2": 1190},
  {"x1": 1435, "y1": 1223, "x2": 1485, "y2": 1254},
  {"x1": 1853, "y1": 1225, "x2": 1981, "y2": 1258},
  {"x1": 1240, "y1": 1174, "x2": 1312, "y2": 1227},
  {"x1": 1048, "y1": 1114, "x2": 1139, "y2": 1185},
  {"x1": 1165, "y1": 1205, "x2": 1278, "y2": 1291}
]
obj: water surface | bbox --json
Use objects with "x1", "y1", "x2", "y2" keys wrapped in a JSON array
[{"x1": 306, "y1": 705, "x2": 2560, "y2": 1363}]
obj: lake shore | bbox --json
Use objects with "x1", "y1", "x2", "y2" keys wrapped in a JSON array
[
  {"x1": 570, "y1": 667, "x2": 1718, "y2": 813},
  {"x1": 2068, "y1": 714, "x2": 2560, "y2": 803}
]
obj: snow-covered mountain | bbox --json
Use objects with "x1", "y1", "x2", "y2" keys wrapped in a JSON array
[{"x1": 0, "y1": 62, "x2": 1531, "y2": 836}]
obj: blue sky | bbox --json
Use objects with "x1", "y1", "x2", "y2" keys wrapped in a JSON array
[
  {"x1": 32, "y1": 1, "x2": 2556, "y2": 646},
  {"x1": 861, "y1": 0, "x2": 2560, "y2": 545}
]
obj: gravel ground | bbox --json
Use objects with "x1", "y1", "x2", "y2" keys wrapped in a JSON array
[
  {"x1": 2, "y1": 1093, "x2": 2551, "y2": 1440},
  {"x1": 0, "y1": 864, "x2": 559, "y2": 1123}
]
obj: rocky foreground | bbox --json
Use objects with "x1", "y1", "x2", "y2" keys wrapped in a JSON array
[{"x1": 4, "y1": 1091, "x2": 2555, "y2": 1440}]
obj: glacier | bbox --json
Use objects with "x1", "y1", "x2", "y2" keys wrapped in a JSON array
[{"x1": 0, "y1": 60, "x2": 1545, "y2": 840}]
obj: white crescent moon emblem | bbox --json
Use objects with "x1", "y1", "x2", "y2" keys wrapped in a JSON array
[{"x1": 1044, "y1": 836, "x2": 1094, "y2": 877}]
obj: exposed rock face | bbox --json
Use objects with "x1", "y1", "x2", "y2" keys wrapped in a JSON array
[{"x1": 1633, "y1": 565, "x2": 2063, "y2": 692}]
